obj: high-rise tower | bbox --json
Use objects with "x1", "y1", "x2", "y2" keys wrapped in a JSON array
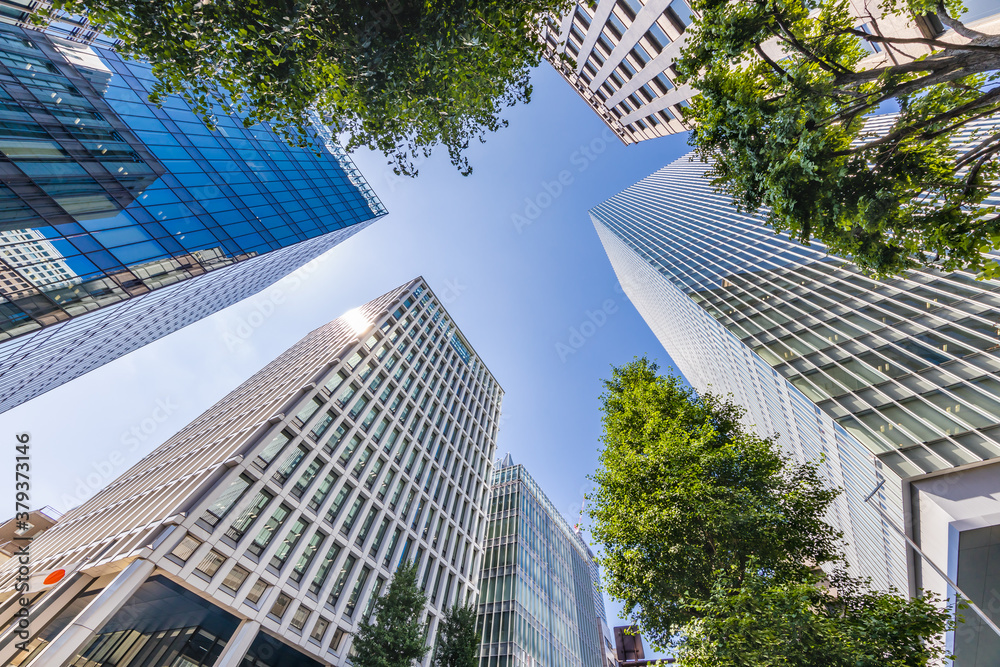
[
  {"x1": 477, "y1": 456, "x2": 606, "y2": 667},
  {"x1": 0, "y1": 24, "x2": 386, "y2": 412},
  {"x1": 591, "y1": 153, "x2": 1000, "y2": 665},
  {"x1": 0, "y1": 278, "x2": 502, "y2": 667}
]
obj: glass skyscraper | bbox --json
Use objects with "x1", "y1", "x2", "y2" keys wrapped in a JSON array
[
  {"x1": 0, "y1": 24, "x2": 385, "y2": 412},
  {"x1": 0, "y1": 278, "x2": 502, "y2": 667},
  {"x1": 477, "y1": 456, "x2": 605, "y2": 667},
  {"x1": 591, "y1": 151, "x2": 1000, "y2": 665}
]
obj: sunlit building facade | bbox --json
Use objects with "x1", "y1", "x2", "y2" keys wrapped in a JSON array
[
  {"x1": 541, "y1": 0, "x2": 1000, "y2": 144},
  {"x1": 0, "y1": 278, "x2": 503, "y2": 667},
  {"x1": 591, "y1": 151, "x2": 1000, "y2": 665},
  {"x1": 0, "y1": 24, "x2": 385, "y2": 413},
  {"x1": 477, "y1": 456, "x2": 605, "y2": 667}
]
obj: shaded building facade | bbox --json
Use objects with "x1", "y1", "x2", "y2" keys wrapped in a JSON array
[
  {"x1": 590, "y1": 150, "x2": 1000, "y2": 665},
  {"x1": 0, "y1": 278, "x2": 502, "y2": 666},
  {"x1": 0, "y1": 24, "x2": 385, "y2": 412},
  {"x1": 477, "y1": 456, "x2": 605, "y2": 667}
]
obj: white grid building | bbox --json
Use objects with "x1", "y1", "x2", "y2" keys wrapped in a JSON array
[
  {"x1": 541, "y1": 0, "x2": 1000, "y2": 145},
  {"x1": 0, "y1": 277, "x2": 503, "y2": 667}
]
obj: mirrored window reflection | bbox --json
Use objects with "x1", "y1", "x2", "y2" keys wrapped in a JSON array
[
  {"x1": 0, "y1": 24, "x2": 381, "y2": 343},
  {"x1": 67, "y1": 575, "x2": 239, "y2": 667},
  {"x1": 240, "y1": 631, "x2": 325, "y2": 667}
]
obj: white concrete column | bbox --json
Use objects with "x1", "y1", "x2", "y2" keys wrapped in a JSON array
[
  {"x1": 0, "y1": 572, "x2": 94, "y2": 664},
  {"x1": 214, "y1": 619, "x2": 260, "y2": 667},
  {"x1": 28, "y1": 558, "x2": 155, "y2": 667}
]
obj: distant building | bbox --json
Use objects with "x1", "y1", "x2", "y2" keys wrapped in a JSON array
[
  {"x1": 0, "y1": 278, "x2": 502, "y2": 667},
  {"x1": 611, "y1": 626, "x2": 671, "y2": 666},
  {"x1": 540, "y1": 0, "x2": 1000, "y2": 144},
  {"x1": 476, "y1": 455, "x2": 605, "y2": 667},
  {"x1": 0, "y1": 23, "x2": 386, "y2": 413},
  {"x1": 0, "y1": 508, "x2": 59, "y2": 565}
]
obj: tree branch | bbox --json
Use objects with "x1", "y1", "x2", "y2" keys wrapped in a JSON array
[
  {"x1": 936, "y1": 2, "x2": 989, "y2": 41},
  {"x1": 960, "y1": 144, "x2": 1000, "y2": 198},
  {"x1": 827, "y1": 85, "x2": 1000, "y2": 155},
  {"x1": 834, "y1": 24, "x2": 1000, "y2": 53},
  {"x1": 772, "y1": 16, "x2": 853, "y2": 75},
  {"x1": 955, "y1": 130, "x2": 1000, "y2": 169},
  {"x1": 831, "y1": 49, "x2": 977, "y2": 87},
  {"x1": 754, "y1": 43, "x2": 794, "y2": 85},
  {"x1": 820, "y1": 55, "x2": 1000, "y2": 131},
  {"x1": 918, "y1": 86, "x2": 1000, "y2": 140}
]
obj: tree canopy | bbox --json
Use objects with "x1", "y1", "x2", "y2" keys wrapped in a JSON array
[
  {"x1": 677, "y1": 0, "x2": 1000, "y2": 278},
  {"x1": 589, "y1": 358, "x2": 949, "y2": 663},
  {"x1": 352, "y1": 563, "x2": 429, "y2": 667},
  {"x1": 432, "y1": 604, "x2": 480, "y2": 667},
  {"x1": 589, "y1": 357, "x2": 842, "y2": 645},
  {"x1": 678, "y1": 570, "x2": 950, "y2": 666},
  {"x1": 50, "y1": 0, "x2": 572, "y2": 176}
]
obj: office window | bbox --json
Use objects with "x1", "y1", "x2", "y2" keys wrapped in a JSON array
[
  {"x1": 221, "y1": 564, "x2": 251, "y2": 593},
  {"x1": 202, "y1": 474, "x2": 253, "y2": 527},
  {"x1": 328, "y1": 554, "x2": 357, "y2": 606},
  {"x1": 325, "y1": 484, "x2": 354, "y2": 525},
  {"x1": 225, "y1": 489, "x2": 274, "y2": 541},
  {"x1": 291, "y1": 530, "x2": 327, "y2": 583},
  {"x1": 247, "y1": 504, "x2": 291, "y2": 556},
  {"x1": 272, "y1": 445, "x2": 308, "y2": 484},
  {"x1": 269, "y1": 517, "x2": 308, "y2": 569},
  {"x1": 254, "y1": 431, "x2": 291, "y2": 470},
  {"x1": 330, "y1": 627, "x2": 346, "y2": 652},
  {"x1": 340, "y1": 497, "x2": 366, "y2": 535},
  {"x1": 170, "y1": 535, "x2": 202, "y2": 562},
  {"x1": 311, "y1": 617, "x2": 330, "y2": 643},
  {"x1": 308, "y1": 472, "x2": 339, "y2": 512},
  {"x1": 195, "y1": 550, "x2": 226, "y2": 578},
  {"x1": 344, "y1": 566, "x2": 371, "y2": 617},
  {"x1": 310, "y1": 542, "x2": 343, "y2": 595},
  {"x1": 290, "y1": 605, "x2": 311, "y2": 632},
  {"x1": 295, "y1": 397, "x2": 323, "y2": 424},
  {"x1": 269, "y1": 592, "x2": 293, "y2": 619},
  {"x1": 291, "y1": 458, "x2": 323, "y2": 498},
  {"x1": 245, "y1": 578, "x2": 268, "y2": 605}
]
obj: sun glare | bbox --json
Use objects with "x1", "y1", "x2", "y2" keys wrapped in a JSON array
[{"x1": 342, "y1": 307, "x2": 372, "y2": 336}]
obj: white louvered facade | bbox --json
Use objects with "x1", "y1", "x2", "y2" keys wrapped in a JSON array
[{"x1": 590, "y1": 150, "x2": 1000, "y2": 597}]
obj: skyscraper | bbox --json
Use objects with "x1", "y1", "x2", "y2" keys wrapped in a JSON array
[
  {"x1": 590, "y1": 153, "x2": 1000, "y2": 665},
  {"x1": 477, "y1": 455, "x2": 605, "y2": 667},
  {"x1": 540, "y1": 0, "x2": 1000, "y2": 145},
  {"x1": 0, "y1": 277, "x2": 502, "y2": 667},
  {"x1": 0, "y1": 24, "x2": 386, "y2": 413}
]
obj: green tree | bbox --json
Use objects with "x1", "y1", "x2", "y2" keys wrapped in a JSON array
[
  {"x1": 676, "y1": 0, "x2": 1000, "y2": 278},
  {"x1": 432, "y1": 604, "x2": 480, "y2": 667},
  {"x1": 677, "y1": 571, "x2": 950, "y2": 666},
  {"x1": 352, "y1": 563, "x2": 429, "y2": 667},
  {"x1": 49, "y1": 0, "x2": 572, "y2": 176},
  {"x1": 589, "y1": 357, "x2": 949, "y2": 663},
  {"x1": 590, "y1": 357, "x2": 842, "y2": 645}
]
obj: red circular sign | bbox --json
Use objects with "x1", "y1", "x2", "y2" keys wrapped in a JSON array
[{"x1": 42, "y1": 569, "x2": 65, "y2": 586}]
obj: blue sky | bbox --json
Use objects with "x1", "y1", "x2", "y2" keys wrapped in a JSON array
[{"x1": 0, "y1": 63, "x2": 691, "y2": 647}]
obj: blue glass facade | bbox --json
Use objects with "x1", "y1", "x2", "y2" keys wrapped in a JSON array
[{"x1": 0, "y1": 25, "x2": 385, "y2": 412}]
